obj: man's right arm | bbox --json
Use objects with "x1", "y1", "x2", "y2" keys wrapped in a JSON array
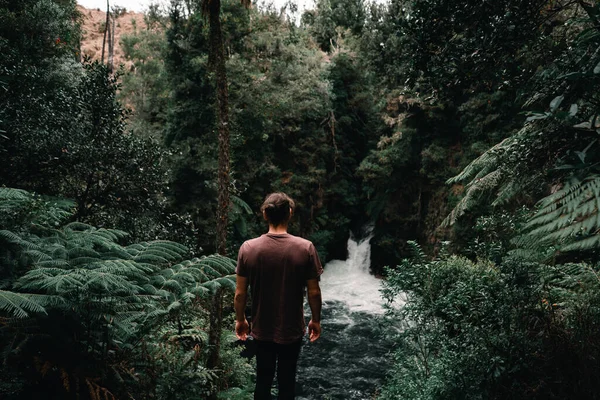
[
  {"x1": 234, "y1": 275, "x2": 249, "y2": 340},
  {"x1": 306, "y1": 278, "x2": 322, "y2": 342}
]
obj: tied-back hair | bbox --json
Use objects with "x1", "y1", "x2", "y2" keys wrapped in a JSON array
[{"x1": 261, "y1": 192, "x2": 295, "y2": 227}]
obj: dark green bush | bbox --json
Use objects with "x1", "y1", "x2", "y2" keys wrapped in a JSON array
[{"x1": 381, "y1": 242, "x2": 600, "y2": 400}]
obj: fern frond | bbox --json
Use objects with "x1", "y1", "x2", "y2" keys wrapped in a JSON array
[
  {"x1": 406, "y1": 240, "x2": 426, "y2": 262},
  {"x1": 166, "y1": 300, "x2": 182, "y2": 312},
  {"x1": 231, "y1": 195, "x2": 253, "y2": 215},
  {"x1": 190, "y1": 285, "x2": 210, "y2": 297},
  {"x1": 90, "y1": 228, "x2": 129, "y2": 242},
  {"x1": 0, "y1": 290, "x2": 47, "y2": 318},
  {"x1": 157, "y1": 279, "x2": 183, "y2": 292},
  {"x1": 195, "y1": 254, "x2": 237, "y2": 275},
  {"x1": 212, "y1": 276, "x2": 236, "y2": 291},
  {"x1": 24, "y1": 249, "x2": 53, "y2": 262},
  {"x1": 0, "y1": 188, "x2": 30, "y2": 201},
  {"x1": 34, "y1": 259, "x2": 69, "y2": 268},
  {"x1": 63, "y1": 222, "x2": 95, "y2": 231},
  {"x1": 519, "y1": 175, "x2": 600, "y2": 253},
  {"x1": 0, "y1": 230, "x2": 42, "y2": 250},
  {"x1": 543, "y1": 263, "x2": 600, "y2": 293},
  {"x1": 441, "y1": 169, "x2": 504, "y2": 226},
  {"x1": 561, "y1": 235, "x2": 600, "y2": 251}
]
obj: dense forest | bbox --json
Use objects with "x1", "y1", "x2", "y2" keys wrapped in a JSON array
[{"x1": 2, "y1": 0, "x2": 600, "y2": 398}]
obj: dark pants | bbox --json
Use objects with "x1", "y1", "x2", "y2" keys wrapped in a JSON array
[{"x1": 254, "y1": 339, "x2": 302, "y2": 400}]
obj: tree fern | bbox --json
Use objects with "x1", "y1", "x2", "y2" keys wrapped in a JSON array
[
  {"x1": 0, "y1": 290, "x2": 47, "y2": 318},
  {"x1": 0, "y1": 188, "x2": 30, "y2": 201},
  {"x1": 540, "y1": 262, "x2": 600, "y2": 308},
  {"x1": 0, "y1": 187, "x2": 75, "y2": 228},
  {"x1": 152, "y1": 255, "x2": 236, "y2": 302},
  {"x1": 516, "y1": 175, "x2": 600, "y2": 254},
  {"x1": 0, "y1": 188, "x2": 240, "y2": 398},
  {"x1": 442, "y1": 121, "x2": 551, "y2": 227},
  {"x1": 230, "y1": 195, "x2": 253, "y2": 236},
  {"x1": 0, "y1": 230, "x2": 42, "y2": 251},
  {"x1": 446, "y1": 137, "x2": 511, "y2": 186}
]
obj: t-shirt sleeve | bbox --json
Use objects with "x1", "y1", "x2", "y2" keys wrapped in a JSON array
[
  {"x1": 306, "y1": 243, "x2": 324, "y2": 280},
  {"x1": 236, "y1": 242, "x2": 248, "y2": 277}
]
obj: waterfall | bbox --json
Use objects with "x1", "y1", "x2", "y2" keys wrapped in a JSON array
[
  {"x1": 319, "y1": 231, "x2": 385, "y2": 314},
  {"x1": 297, "y1": 231, "x2": 395, "y2": 399}
]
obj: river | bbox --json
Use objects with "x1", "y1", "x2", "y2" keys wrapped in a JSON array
[{"x1": 295, "y1": 233, "x2": 397, "y2": 400}]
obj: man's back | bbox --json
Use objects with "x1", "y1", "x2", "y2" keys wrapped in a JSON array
[
  {"x1": 234, "y1": 192, "x2": 323, "y2": 399},
  {"x1": 237, "y1": 233, "x2": 322, "y2": 344}
]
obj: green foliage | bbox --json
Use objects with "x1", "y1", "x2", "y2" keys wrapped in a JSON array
[
  {"x1": 0, "y1": 187, "x2": 75, "y2": 231},
  {"x1": 0, "y1": 56, "x2": 169, "y2": 239},
  {"x1": 362, "y1": 0, "x2": 549, "y2": 97},
  {"x1": 0, "y1": 188, "x2": 249, "y2": 399},
  {"x1": 445, "y1": 2, "x2": 600, "y2": 261},
  {"x1": 119, "y1": 25, "x2": 170, "y2": 140},
  {"x1": 516, "y1": 175, "x2": 600, "y2": 256},
  {"x1": 0, "y1": 289, "x2": 47, "y2": 318},
  {"x1": 301, "y1": 0, "x2": 365, "y2": 52},
  {"x1": 381, "y1": 242, "x2": 600, "y2": 399},
  {"x1": 1, "y1": 0, "x2": 176, "y2": 243},
  {"x1": 352, "y1": 0, "x2": 578, "y2": 268},
  {"x1": 157, "y1": 1, "x2": 382, "y2": 258},
  {"x1": 0, "y1": 0, "x2": 81, "y2": 66}
]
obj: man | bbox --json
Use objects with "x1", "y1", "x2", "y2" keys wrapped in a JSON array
[{"x1": 234, "y1": 192, "x2": 323, "y2": 400}]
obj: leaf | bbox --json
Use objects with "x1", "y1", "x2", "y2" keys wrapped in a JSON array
[
  {"x1": 569, "y1": 103, "x2": 578, "y2": 117},
  {"x1": 0, "y1": 290, "x2": 47, "y2": 318},
  {"x1": 526, "y1": 113, "x2": 548, "y2": 122},
  {"x1": 557, "y1": 72, "x2": 583, "y2": 80},
  {"x1": 550, "y1": 95, "x2": 564, "y2": 111},
  {"x1": 594, "y1": 61, "x2": 600, "y2": 74},
  {"x1": 573, "y1": 121, "x2": 592, "y2": 130}
]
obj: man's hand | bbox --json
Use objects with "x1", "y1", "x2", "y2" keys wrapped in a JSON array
[
  {"x1": 308, "y1": 319, "x2": 321, "y2": 342},
  {"x1": 236, "y1": 319, "x2": 250, "y2": 341},
  {"x1": 234, "y1": 275, "x2": 249, "y2": 341},
  {"x1": 306, "y1": 279, "x2": 322, "y2": 343}
]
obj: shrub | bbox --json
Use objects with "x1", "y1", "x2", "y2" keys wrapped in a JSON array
[{"x1": 380, "y1": 242, "x2": 600, "y2": 399}]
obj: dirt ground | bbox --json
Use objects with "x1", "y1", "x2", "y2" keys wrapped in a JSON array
[{"x1": 78, "y1": 5, "x2": 147, "y2": 69}]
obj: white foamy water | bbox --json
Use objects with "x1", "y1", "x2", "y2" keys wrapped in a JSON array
[
  {"x1": 297, "y1": 231, "x2": 395, "y2": 399},
  {"x1": 320, "y1": 232, "x2": 385, "y2": 314}
]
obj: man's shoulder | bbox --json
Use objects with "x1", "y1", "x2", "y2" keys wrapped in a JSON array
[
  {"x1": 240, "y1": 236, "x2": 265, "y2": 250},
  {"x1": 286, "y1": 234, "x2": 313, "y2": 247},
  {"x1": 244, "y1": 236, "x2": 265, "y2": 245},
  {"x1": 241, "y1": 234, "x2": 314, "y2": 250}
]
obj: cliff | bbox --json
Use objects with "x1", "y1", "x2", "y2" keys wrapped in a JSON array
[{"x1": 78, "y1": 4, "x2": 147, "y2": 69}]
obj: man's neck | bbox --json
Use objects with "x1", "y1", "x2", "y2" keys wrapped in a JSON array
[{"x1": 268, "y1": 224, "x2": 288, "y2": 234}]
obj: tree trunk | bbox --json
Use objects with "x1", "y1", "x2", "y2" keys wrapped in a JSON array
[
  {"x1": 101, "y1": 0, "x2": 109, "y2": 64},
  {"x1": 208, "y1": 0, "x2": 230, "y2": 257},
  {"x1": 206, "y1": 0, "x2": 230, "y2": 397},
  {"x1": 108, "y1": 10, "x2": 115, "y2": 72},
  {"x1": 207, "y1": 287, "x2": 224, "y2": 399}
]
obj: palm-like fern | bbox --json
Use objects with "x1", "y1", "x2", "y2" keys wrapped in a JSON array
[
  {"x1": 153, "y1": 255, "x2": 236, "y2": 301},
  {"x1": 442, "y1": 124, "x2": 546, "y2": 227},
  {"x1": 0, "y1": 187, "x2": 75, "y2": 228},
  {"x1": 230, "y1": 195, "x2": 253, "y2": 236},
  {"x1": 443, "y1": 5, "x2": 600, "y2": 257},
  {"x1": 0, "y1": 187, "x2": 242, "y2": 398},
  {"x1": 0, "y1": 289, "x2": 47, "y2": 318},
  {"x1": 516, "y1": 175, "x2": 600, "y2": 254},
  {"x1": 2, "y1": 207, "x2": 236, "y2": 325}
]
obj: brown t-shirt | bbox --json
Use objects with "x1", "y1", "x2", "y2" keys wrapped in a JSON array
[{"x1": 236, "y1": 233, "x2": 323, "y2": 344}]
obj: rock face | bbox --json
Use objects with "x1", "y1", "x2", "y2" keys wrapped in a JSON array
[{"x1": 78, "y1": 5, "x2": 147, "y2": 69}]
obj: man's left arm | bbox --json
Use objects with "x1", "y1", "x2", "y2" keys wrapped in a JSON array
[{"x1": 234, "y1": 275, "x2": 250, "y2": 340}]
